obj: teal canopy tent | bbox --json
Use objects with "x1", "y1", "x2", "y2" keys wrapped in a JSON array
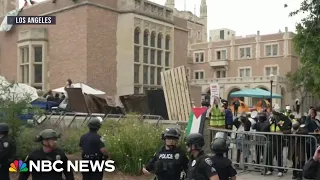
[{"x1": 230, "y1": 88, "x2": 282, "y2": 99}]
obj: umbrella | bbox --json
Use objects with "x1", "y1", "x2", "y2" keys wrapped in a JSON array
[
  {"x1": 52, "y1": 83, "x2": 105, "y2": 95},
  {"x1": 0, "y1": 76, "x2": 38, "y2": 102},
  {"x1": 230, "y1": 88, "x2": 282, "y2": 99}
]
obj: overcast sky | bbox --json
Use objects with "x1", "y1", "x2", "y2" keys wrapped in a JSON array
[{"x1": 20, "y1": 0, "x2": 304, "y2": 36}]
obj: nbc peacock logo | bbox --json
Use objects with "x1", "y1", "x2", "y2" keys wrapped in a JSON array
[{"x1": 9, "y1": 160, "x2": 28, "y2": 172}]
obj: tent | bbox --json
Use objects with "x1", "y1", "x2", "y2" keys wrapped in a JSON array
[
  {"x1": 230, "y1": 88, "x2": 282, "y2": 99},
  {"x1": 52, "y1": 83, "x2": 105, "y2": 95},
  {"x1": 0, "y1": 76, "x2": 38, "y2": 102}
]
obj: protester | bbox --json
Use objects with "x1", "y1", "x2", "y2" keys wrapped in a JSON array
[
  {"x1": 233, "y1": 98, "x2": 240, "y2": 116},
  {"x1": 303, "y1": 146, "x2": 320, "y2": 179},
  {"x1": 295, "y1": 99, "x2": 300, "y2": 114},
  {"x1": 305, "y1": 108, "x2": 320, "y2": 160}
]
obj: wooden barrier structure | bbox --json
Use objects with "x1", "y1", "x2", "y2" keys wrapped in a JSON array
[{"x1": 161, "y1": 66, "x2": 192, "y2": 121}]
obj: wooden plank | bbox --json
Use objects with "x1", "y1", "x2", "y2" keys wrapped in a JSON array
[
  {"x1": 180, "y1": 66, "x2": 192, "y2": 120},
  {"x1": 166, "y1": 70, "x2": 178, "y2": 120},
  {"x1": 161, "y1": 71, "x2": 172, "y2": 121},
  {"x1": 177, "y1": 66, "x2": 189, "y2": 121},
  {"x1": 162, "y1": 70, "x2": 174, "y2": 120},
  {"x1": 170, "y1": 67, "x2": 183, "y2": 121}
]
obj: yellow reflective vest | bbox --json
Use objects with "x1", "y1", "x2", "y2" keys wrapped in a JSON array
[
  {"x1": 210, "y1": 105, "x2": 225, "y2": 127},
  {"x1": 270, "y1": 120, "x2": 284, "y2": 132}
]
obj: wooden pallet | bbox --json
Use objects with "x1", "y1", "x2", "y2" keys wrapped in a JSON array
[{"x1": 161, "y1": 66, "x2": 192, "y2": 121}]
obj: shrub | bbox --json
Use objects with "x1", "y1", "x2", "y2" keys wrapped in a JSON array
[{"x1": 15, "y1": 116, "x2": 187, "y2": 175}]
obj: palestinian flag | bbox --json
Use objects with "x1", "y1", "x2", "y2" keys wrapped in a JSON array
[{"x1": 186, "y1": 107, "x2": 207, "y2": 135}]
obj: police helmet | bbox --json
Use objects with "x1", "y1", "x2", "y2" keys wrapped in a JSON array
[
  {"x1": 88, "y1": 117, "x2": 102, "y2": 129},
  {"x1": 186, "y1": 133, "x2": 205, "y2": 150},
  {"x1": 163, "y1": 128, "x2": 180, "y2": 139},
  {"x1": 289, "y1": 114, "x2": 295, "y2": 119},
  {"x1": 35, "y1": 129, "x2": 61, "y2": 142},
  {"x1": 0, "y1": 123, "x2": 9, "y2": 133},
  {"x1": 258, "y1": 112, "x2": 267, "y2": 121},
  {"x1": 211, "y1": 138, "x2": 228, "y2": 153}
]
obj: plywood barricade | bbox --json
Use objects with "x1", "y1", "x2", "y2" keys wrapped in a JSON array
[{"x1": 160, "y1": 66, "x2": 191, "y2": 121}]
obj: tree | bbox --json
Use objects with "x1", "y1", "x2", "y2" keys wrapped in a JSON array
[
  {"x1": 286, "y1": 64, "x2": 315, "y2": 112},
  {"x1": 287, "y1": 0, "x2": 320, "y2": 103}
]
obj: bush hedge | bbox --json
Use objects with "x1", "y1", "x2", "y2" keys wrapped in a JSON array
[{"x1": 15, "y1": 117, "x2": 186, "y2": 175}]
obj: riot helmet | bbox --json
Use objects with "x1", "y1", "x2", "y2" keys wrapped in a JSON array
[
  {"x1": 211, "y1": 132, "x2": 229, "y2": 154},
  {"x1": 35, "y1": 129, "x2": 61, "y2": 142},
  {"x1": 0, "y1": 123, "x2": 9, "y2": 133},
  {"x1": 88, "y1": 117, "x2": 102, "y2": 129},
  {"x1": 163, "y1": 128, "x2": 180, "y2": 149},
  {"x1": 258, "y1": 112, "x2": 267, "y2": 122},
  {"x1": 186, "y1": 133, "x2": 205, "y2": 152}
]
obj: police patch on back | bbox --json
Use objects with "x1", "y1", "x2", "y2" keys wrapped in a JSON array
[{"x1": 204, "y1": 158, "x2": 212, "y2": 166}]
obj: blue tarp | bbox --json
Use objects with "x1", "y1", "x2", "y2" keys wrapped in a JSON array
[{"x1": 230, "y1": 88, "x2": 282, "y2": 99}]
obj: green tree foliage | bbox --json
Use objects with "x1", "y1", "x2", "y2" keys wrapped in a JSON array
[{"x1": 287, "y1": 0, "x2": 320, "y2": 96}]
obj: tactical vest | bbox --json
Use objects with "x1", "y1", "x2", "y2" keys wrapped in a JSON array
[
  {"x1": 187, "y1": 155, "x2": 209, "y2": 180},
  {"x1": 210, "y1": 106, "x2": 225, "y2": 127},
  {"x1": 154, "y1": 150, "x2": 182, "y2": 177}
]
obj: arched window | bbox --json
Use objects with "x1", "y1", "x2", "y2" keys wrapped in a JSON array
[
  {"x1": 144, "y1": 30, "x2": 149, "y2": 46},
  {"x1": 134, "y1": 27, "x2": 140, "y2": 44},
  {"x1": 151, "y1": 31, "x2": 156, "y2": 47},
  {"x1": 157, "y1": 33, "x2": 162, "y2": 48},
  {"x1": 165, "y1": 35, "x2": 170, "y2": 50}
]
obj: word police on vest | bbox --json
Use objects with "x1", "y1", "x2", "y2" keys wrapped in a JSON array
[
  {"x1": 158, "y1": 153, "x2": 180, "y2": 160},
  {"x1": 29, "y1": 160, "x2": 115, "y2": 172}
]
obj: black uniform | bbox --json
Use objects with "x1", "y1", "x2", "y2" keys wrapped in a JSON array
[
  {"x1": 145, "y1": 146, "x2": 189, "y2": 180},
  {"x1": 0, "y1": 135, "x2": 16, "y2": 180},
  {"x1": 18, "y1": 148, "x2": 74, "y2": 180},
  {"x1": 79, "y1": 131, "x2": 105, "y2": 180},
  {"x1": 211, "y1": 154, "x2": 237, "y2": 180},
  {"x1": 186, "y1": 151, "x2": 217, "y2": 180}
]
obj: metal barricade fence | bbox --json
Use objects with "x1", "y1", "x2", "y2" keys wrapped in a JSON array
[{"x1": 209, "y1": 128, "x2": 318, "y2": 175}]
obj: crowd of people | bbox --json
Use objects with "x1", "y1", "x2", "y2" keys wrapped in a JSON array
[{"x1": 201, "y1": 95, "x2": 320, "y2": 180}]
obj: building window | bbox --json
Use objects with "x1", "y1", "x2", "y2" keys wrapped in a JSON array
[
  {"x1": 157, "y1": 67, "x2": 162, "y2": 85},
  {"x1": 194, "y1": 71, "x2": 204, "y2": 80},
  {"x1": 239, "y1": 68, "x2": 251, "y2": 77},
  {"x1": 216, "y1": 50, "x2": 226, "y2": 60},
  {"x1": 143, "y1": 48, "x2": 148, "y2": 63},
  {"x1": 216, "y1": 70, "x2": 226, "y2": 78},
  {"x1": 157, "y1": 50, "x2": 162, "y2": 65},
  {"x1": 20, "y1": 47, "x2": 29, "y2": 83},
  {"x1": 197, "y1": 31, "x2": 201, "y2": 40},
  {"x1": 239, "y1": 47, "x2": 251, "y2": 59},
  {"x1": 34, "y1": 47, "x2": 43, "y2": 84},
  {"x1": 165, "y1": 52, "x2": 170, "y2": 66},
  {"x1": 134, "y1": 27, "x2": 140, "y2": 44},
  {"x1": 220, "y1": 30, "x2": 224, "y2": 39},
  {"x1": 150, "y1": 67, "x2": 155, "y2": 85},
  {"x1": 165, "y1": 35, "x2": 170, "y2": 50},
  {"x1": 144, "y1": 30, "x2": 149, "y2": 46},
  {"x1": 157, "y1": 33, "x2": 162, "y2": 48},
  {"x1": 19, "y1": 45, "x2": 44, "y2": 89},
  {"x1": 151, "y1": 31, "x2": 156, "y2": 47},
  {"x1": 134, "y1": 46, "x2": 140, "y2": 62},
  {"x1": 194, "y1": 52, "x2": 204, "y2": 63},
  {"x1": 134, "y1": 64, "x2": 140, "y2": 83},
  {"x1": 143, "y1": 65, "x2": 148, "y2": 84},
  {"x1": 265, "y1": 66, "x2": 278, "y2": 76},
  {"x1": 188, "y1": 29, "x2": 192, "y2": 37},
  {"x1": 265, "y1": 44, "x2": 279, "y2": 56},
  {"x1": 150, "y1": 49, "x2": 155, "y2": 64},
  {"x1": 134, "y1": 87, "x2": 140, "y2": 94}
]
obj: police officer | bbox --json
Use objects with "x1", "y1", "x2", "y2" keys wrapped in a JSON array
[
  {"x1": 0, "y1": 123, "x2": 16, "y2": 180},
  {"x1": 18, "y1": 129, "x2": 74, "y2": 180},
  {"x1": 79, "y1": 117, "x2": 111, "y2": 180},
  {"x1": 143, "y1": 128, "x2": 188, "y2": 180},
  {"x1": 186, "y1": 133, "x2": 219, "y2": 180},
  {"x1": 211, "y1": 132, "x2": 237, "y2": 180}
]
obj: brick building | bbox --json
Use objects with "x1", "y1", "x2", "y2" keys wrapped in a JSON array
[{"x1": 0, "y1": 0, "x2": 207, "y2": 97}]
